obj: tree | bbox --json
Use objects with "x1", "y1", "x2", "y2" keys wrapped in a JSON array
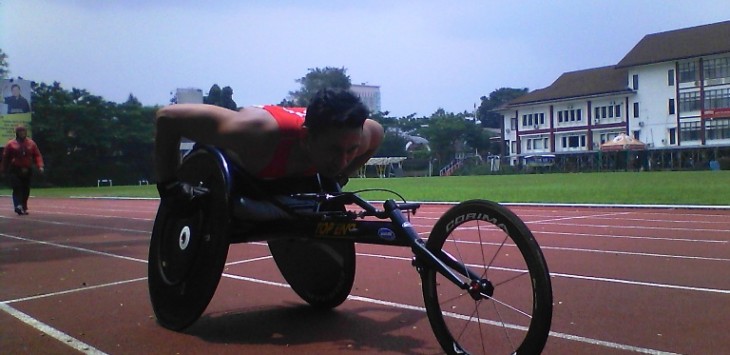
[
  {"x1": 203, "y1": 84, "x2": 238, "y2": 110},
  {"x1": 0, "y1": 48, "x2": 8, "y2": 79},
  {"x1": 477, "y1": 87, "x2": 529, "y2": 128},
  {"x1": 416, "y1": 109, "x2": 495, "y2": 164},
  {"x1": 285, "y1": 67, "x2": 352, "y2": 107},
  {"x1": 30, "y1": 82, "x2": 156, "y2": 186},
  {"x1": 375, "y1": 130, "x2": 408, "y2": 158}
]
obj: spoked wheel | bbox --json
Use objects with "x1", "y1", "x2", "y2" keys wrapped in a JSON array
[
  {"x1": 421, "y1": 200, "x2": 552, "y2": 355},
  {"x1": 148, "y1": 148, "x2": 231, "y2": 330}
]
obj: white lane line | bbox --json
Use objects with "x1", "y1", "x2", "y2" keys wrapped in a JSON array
[
  {"x1": 0, "y1": 233, "x2": 148, "y2": 263},
  {"x1": 535, "y1": 221, "x2": 730, "y2": 233},
  {"x1": 550, "y1": 271, "x2": 730, "y2": 295},
  {"x1": 542, "y1": 244, "x2": 730, "y2": 262},
  {"x1": 3, "y1": 277, "x2": 148, "y2": 304},
  {"x1": 0, "y1": 216, "x2": 150, "y2": 233},
  {"x1": 223, "y1": 273, "x2": 681, "y2": 354},
  {"x1": 0, "y1": 302, "x2": 108, "y2": 355},
  {"x1": 225, "y1": 255, "x2": 273, "y2": 266},
  {"x1": 0, "y1": 231, "x2": 700, "y2": 354},
  {"x1": 536, "y1": 230, "x2": 727, "y2": 244},
  {"x1": 529, "y1": 211, "x2": 633, "y2": 224}
]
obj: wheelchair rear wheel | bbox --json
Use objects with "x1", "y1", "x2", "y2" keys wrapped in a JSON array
[{"x1": 148, "y1": 148, "x2": 231, "y2": 330}]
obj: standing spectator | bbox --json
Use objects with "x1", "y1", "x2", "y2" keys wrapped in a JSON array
[
  {"x1": 4, "y1": 84, "x2": 31, "y2": 114},
  {"x1": 1, "y1": 125, "x2": 44, "y2": 215}
]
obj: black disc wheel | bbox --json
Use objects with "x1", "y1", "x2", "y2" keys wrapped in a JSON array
[
  {"x1": 421, "y1": 200, "x2": 552, "y2": 354},
  {"x1": 268, "y1": 238, "x2": 356, "y2": 309},
  {"x1": 148, "y1": 148, "x2": 231, "y2": 330}
]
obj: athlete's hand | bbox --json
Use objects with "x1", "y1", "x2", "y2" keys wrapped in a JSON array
[{"x1": 157, "y1": 179, "x2": 210, "y2": 216}]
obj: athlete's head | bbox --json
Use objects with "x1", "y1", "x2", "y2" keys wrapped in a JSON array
[
  {"x1": 304, "y1": 88, "x2": 369, "y2": 132},
  {"x1": 303, "y1": 88, "x2": 370, "y2": 177}
]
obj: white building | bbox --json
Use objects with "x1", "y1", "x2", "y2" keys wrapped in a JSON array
[
  {"x1": 497, "y1": 20, "x2": 730, "y2": 170},
  {"x1": 351, "y1": 84, "x2": 382, "y2": 113}
]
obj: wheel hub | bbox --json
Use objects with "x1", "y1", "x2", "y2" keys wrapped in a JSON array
[
  {"x1": 468, "y1": 279, "x2": 494, "y2": 300},
  {"x1": 179, "y1": 226, "x2": 191, "y2": 250}
]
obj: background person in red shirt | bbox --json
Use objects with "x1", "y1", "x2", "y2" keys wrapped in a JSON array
[{"x1": 1, "y1": 125, "x2": 44, "y2": 215}]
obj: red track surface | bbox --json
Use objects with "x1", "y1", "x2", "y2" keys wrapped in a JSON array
[{"x1": 1, "y1": 196, "x2": 729, "y2": 354}]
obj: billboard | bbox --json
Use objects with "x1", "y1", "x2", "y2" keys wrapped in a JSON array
[{"x1": 0, "y1": 78, "x2": 33, "y2": 142}]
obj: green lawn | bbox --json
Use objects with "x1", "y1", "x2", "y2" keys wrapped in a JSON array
[{"x1": 3, "y1": 170, "x2": 729, "y2": 206}]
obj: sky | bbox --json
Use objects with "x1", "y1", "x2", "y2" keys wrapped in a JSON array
[{"x1": 2, "y1": 0, "x2": 729, "y2": 117}]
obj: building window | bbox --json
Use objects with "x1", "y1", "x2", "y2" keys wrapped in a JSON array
[
  {"x1": 576, "y1": 109, "x2": 582, "y2": 121},
  {"x1": 522, "y1": 115, "x2": 527, "y2": 126},
  {"x1": 706, "y1": 118, "x2": 730, "y2": 140},
  {"x1": 679, "y1": 121, "x2": 701, "y2": 141},
  {"x1": 558, "y1": 111, "x2": 563, "y2": 123},
  {"x1": 544, "y1": 137, "x2": 549, "y2": 149},
  {"x1": 539, "y1": 113, "x2": 545, "y2": 125},
  {"x1": 601, "y1": 106, "x2": 607, "y2": 119},
  {"x1": 594, "y1": 107, "x2": 600, "y2": 120},
  {"x1": 679, "y1": 91, "x2": 701, "y2": 111},
  {"x1": 511, "y1": 141, "x2": 517, "y2": 153},
  {"x1": 704, "y1": 88, "x2": 730, "y2": 110},
  {"x1": 668, "y1": 98, "x2": 675, "y2": 114},
  {"x1": 668, "y1": 69, "x2": 675, "y2": 86},
  {"x1": 704, "y1": 57, "x2": 730, "y2": 80},
  {"x1": 633, "y1": 102, "x2": 640, "y2": 118},
  {"x1": 669, "y1": 128, "x2": 676, "y2": 145},
  {"x1": 633, "y1": 130, "x2": 640, "y2": 140},
  {"x1": 679, "y1": 61, "x2": 697, "y2": 83},
  {"x1": 615, "y1": 105, "x2": 621, "y2": 118},
  {"x1": 511, "y1": 118, "x2": 517, "y2": 130},
  {"x1": 632, "y1": 74, "x2": 639, "y2": 90}
]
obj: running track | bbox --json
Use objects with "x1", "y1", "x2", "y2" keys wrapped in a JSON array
[{"x1": 1, "y1": 196, "x2": 729, "y2": 354}]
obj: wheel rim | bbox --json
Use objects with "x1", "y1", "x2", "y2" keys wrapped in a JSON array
[{"x1": 423, "y1": 202, "x2": 552, "y2": 355}]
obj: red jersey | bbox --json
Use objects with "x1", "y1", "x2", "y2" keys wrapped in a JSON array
[
  {"x1": 2, "y1": 138, "x2": 44, "y2": 172},
  {"x1": 256, "y1": 106, "x2": 316, "y2": 179}
]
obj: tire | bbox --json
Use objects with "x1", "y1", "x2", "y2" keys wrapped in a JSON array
[
  {"x1": 421, "y1": 200, "x2": 552, "y2": 354},
  {"x1": 148, "y1": 148, "x2": 231, "y2": 330}
]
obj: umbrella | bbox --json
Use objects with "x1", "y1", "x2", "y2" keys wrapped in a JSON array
[{"x1": 600, "y1": 133, "x2": 646, "y2": 152}]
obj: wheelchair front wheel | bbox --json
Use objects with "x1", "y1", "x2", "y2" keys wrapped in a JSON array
[{"x1": 421, "y1": 200, "x2": 552, "y2": 355}]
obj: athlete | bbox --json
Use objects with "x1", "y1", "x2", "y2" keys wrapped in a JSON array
[{"x1": 154, "y1": 88, "x2": 383, "y2": 212}]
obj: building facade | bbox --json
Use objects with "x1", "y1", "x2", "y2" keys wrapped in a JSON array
[
  {"x1": 497, "y1": 20, "x2": 730, "y2": 170},
  {"x1": 350, "y1": 84, "x2": 382, "y2": 113}
]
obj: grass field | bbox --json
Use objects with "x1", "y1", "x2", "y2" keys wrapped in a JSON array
[{"x1": 2, "y1": 170, "x2": 729, "y2": 206}]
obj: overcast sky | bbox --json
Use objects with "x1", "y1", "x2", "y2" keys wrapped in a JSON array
[{"x1": 2, "y1": 0, "x2": 729, "y2": 117}]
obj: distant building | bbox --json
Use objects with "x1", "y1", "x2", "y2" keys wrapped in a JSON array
[
  {"x1": 174, "y1": 88, "x2": 204, "y2": 104},
  {"x1": 351, "y1": 84, "x2": 382, "y2": 113},
  {"x1": 173, "y1": 88, "x2": 204, "y2": 154},
  {"x1": 496, "y1": 20, "x2": 730, "y2": 170}
]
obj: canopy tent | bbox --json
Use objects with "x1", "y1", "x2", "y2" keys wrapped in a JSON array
[
  {"x1": 600, "y1": 133, "x2": 646, "y2": 152},
  {"x1": 359, "y1": 157, "x2": 408, "y2": 178}
]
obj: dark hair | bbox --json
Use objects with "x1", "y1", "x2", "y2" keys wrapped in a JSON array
[{"x1": 304, "y1": 88, "x2": 369, "y2": 132}]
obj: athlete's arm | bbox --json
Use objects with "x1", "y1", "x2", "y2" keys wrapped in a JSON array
[{"x1": 154, "y1": 104, "x2": 276, "y2": 182}]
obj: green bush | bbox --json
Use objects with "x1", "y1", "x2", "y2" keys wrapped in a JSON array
[{"x1": 719, "y1": 157, "x2": 730, "y2": 170}]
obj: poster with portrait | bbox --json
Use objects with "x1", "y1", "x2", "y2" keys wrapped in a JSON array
[{"x1": 0, "y1": 78, "x2": 33, "y2": 142}]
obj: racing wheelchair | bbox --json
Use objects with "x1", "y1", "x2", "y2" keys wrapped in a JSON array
[{"x1": 148, "y1": 145, "x2": 553, "y2": 354}]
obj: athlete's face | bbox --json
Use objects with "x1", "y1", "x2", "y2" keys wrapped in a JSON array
[{"x1": 306, "y1": 127, "x2": 363, "y2": 177}]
